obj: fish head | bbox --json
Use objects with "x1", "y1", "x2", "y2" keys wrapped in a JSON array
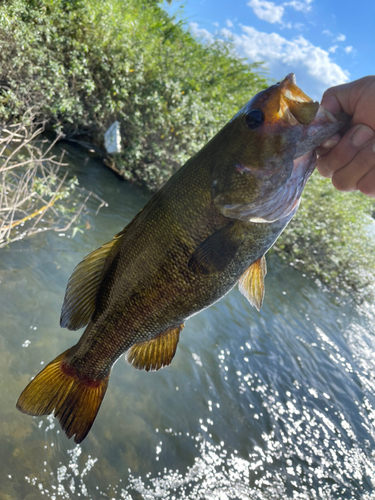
[{"x1": 212, "y1": 73, "x2": 347, "y2": 223}]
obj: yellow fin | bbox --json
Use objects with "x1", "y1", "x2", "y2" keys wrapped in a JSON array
[
  {"x1": 238, "y1": 255, "x2": 267, "y2": 311},
  {"x1": 16, "y1": 349, "x2": 109, "y2": 443},
  {"x1": 126, "y1": 325, "x2": 183, "y2": 372},
  {"x1": 60, "y1": 236, "x2": 122, "y2": 331}
]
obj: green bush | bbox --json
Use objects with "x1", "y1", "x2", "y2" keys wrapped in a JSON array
[
  {"x1": 0, "y1": 0, "x2": 267, "y2": 190},
  {"x1": 276, "y1": 172, "x2": 375, "y2": 299}
]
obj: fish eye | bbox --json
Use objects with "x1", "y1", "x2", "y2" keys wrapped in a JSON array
[{"x1": 245, "y1": 109, "x2": 265, "y2": 129}]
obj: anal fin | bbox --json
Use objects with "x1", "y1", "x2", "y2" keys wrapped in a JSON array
[
  {"x1": 126, "y1": 325, "x2": 183, "y2": 372},
  {"x1": 238, "y1": 255, "x2": 267, "y2": 311}
]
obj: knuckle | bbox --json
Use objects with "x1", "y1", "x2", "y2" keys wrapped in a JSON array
[
  {"x1": 357, "y1": 177, "x2": 375, "y2": 197},
  {"x1": 317, "y1": 166, "x2": 332, "y2": 179},
  {"x1": 331, "y1": 172, "x2": 352, "y2": 192},
  {"x1": 316, "y1": 155, "x2": 336, "y2": 178},
  {"x1": 322, "y1": 88, "x2": 334, "y2": 101}
]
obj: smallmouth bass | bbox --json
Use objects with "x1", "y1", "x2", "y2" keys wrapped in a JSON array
[{"x1": 17, "y1": 74, "x2": 347, "y2": 443}]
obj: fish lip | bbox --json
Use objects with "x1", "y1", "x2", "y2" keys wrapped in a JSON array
[
  {"x1": 279, "y1": 73, "x2": 312, "y2": 103},
  {"x1": 277, "y1": 74, "x2": 320, "y2": 125},
  {"x1": 280, "y1": 73, "x2": 297, "y2": 90},
  {"x1": 311, "y1": 105, "x2": 337, "y2": 126},
  {"x1": 292, "y1": 106, "x2": 348, "y2": 158},
  {"x1": 286, "y1": 73, "x2": 297, "y2": 85},
  {"x1": 304, "y1": 106, "x2": 340, "y2": 138}
]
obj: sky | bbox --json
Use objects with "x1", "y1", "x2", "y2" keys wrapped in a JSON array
[{"x1": 166, "y1": 0, "x2": 375, "y2": 100}]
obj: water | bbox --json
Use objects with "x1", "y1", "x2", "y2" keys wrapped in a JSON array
[{"x1": 1, "y1": 146, "x2": 375, "y2": 499}]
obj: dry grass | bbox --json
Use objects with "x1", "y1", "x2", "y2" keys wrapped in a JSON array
[{"x1": 0, "y1": 117, "x2": 106, "y2": 248}]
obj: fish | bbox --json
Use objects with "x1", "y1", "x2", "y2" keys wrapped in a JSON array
[{"x1": 17, "y1": 74, "x2": 347, "y2": 443}]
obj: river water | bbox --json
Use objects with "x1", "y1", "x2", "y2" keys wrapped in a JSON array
[{"x1": 1, "y1": 146, "x2": 375, "y2": 500}]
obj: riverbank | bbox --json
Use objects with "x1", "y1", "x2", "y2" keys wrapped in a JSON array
[{"x1": 0, "y1": 0, "x2": 374, "y2": 297}]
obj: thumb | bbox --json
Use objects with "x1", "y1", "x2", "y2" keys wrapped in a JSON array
[
  {"x1": 321, "y1": 76, "x2": 374, "y2": 118},
  {"x1": 321, "y1": 82, "x2": 354, "y2": 115}
]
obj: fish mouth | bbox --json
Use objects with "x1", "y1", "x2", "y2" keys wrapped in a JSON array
[
  {"x1": 248, "y1": 104, "x2": 347, "y2": 223},
  {"x1": 279, "y1": 74, "x2": 348, "y2": 158},
  {"x1": 248, "y1": 106, "x2": 347, "y2": 223},
  {"x1": 293, "y1": 106, "x2": 348, "y2": 159},
  {"x1": 279, "y1": 74, "x2": 320, "y2": 126}
]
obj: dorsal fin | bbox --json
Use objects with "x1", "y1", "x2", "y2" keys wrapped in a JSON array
[
  {"x1": 60, "y1": 203, "x2": 150, "y2": 332},
  {"x1": 60, "y1": 236, "x2": 122, "y2": 331},
  {"x1": 126, "y1": 325, "x2": 183, "y2": 372},
  {"x1": 238, "y1": 255, "x2": 267, "y2": 311}
]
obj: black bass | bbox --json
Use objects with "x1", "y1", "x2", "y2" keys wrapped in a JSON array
[{"x1": 17, "y1": 74, "x2": 347, "y2": 443}]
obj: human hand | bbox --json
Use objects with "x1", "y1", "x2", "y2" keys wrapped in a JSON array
[{"x1": 316, "y1": 76, "x2": 375, "y2": 197}]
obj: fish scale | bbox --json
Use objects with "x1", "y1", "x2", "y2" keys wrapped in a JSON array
[{"x1": 17, "y1": 74, "x2": 348, "y2": 443}]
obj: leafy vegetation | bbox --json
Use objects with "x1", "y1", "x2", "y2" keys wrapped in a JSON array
[
  {"x1": 0, "y1": 0, "x2": 374, "y2": 296},
  {"x1": 0, "y1": 0, "x2": 266, "y2": 190},
  {"x1": 277, "y1": 172, "x2": 375, "y2": 299}
]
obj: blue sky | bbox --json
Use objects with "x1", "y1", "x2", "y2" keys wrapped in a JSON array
[{"x1": 166, "y1": 0, "x2": 375, "y2": 100}]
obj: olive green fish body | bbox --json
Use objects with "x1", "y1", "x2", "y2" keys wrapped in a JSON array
[
  {"x1": 66, "y1": 145, "x2": 293, "y2": 380},
  {"x1": 17, "y1": 74, "x2": 348, "y2": 442}
]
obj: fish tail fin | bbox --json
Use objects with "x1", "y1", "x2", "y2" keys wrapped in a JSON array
[{"x1": 16, "y1": 349, "x2": 109, "y2": 443}]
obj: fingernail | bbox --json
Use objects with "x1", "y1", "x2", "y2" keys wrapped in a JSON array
[
  {"x1": 351, "y1": 125, "x2": 374, "y2": 147},
  {"x1": 321, "y1": 139, "x2": 338, "y2": 148}
]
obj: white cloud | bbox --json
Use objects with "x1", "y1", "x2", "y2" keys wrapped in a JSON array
[
  {"x1": 323, "y1": 31, "x2": 348, "y2": 45},
  {"x1": 189, "y1": 22, "x2": 215, "y2": 44},
  {"x1": 345, "y1": 45, "x2": 353, "y2": 53},
  {"x1": 283, "y1": 0, "x2": 313, "y2": 13},
  {"x1": 220, "y1": 25, "x2": 349, "y2": 98},
  {"x1": 226, "y1": 19, "x2": 234, "y2": 28},
  {"x1": 335, "y1": 33, "x2": 346, "y2": 42},
  {"x1": 247, "y1": 0, "x2": 285, "y2": 24},
  {"x1": 328, "y1": 45, "x2": 338, "y2": 53}
]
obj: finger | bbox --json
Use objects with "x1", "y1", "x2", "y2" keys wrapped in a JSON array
[
  {"x1": 321, "y1": 77, "x2": 374, "y2": 116},
  {"x1": 321, "y1": 134, "x2": 341, "y2": 149},
  {"x1": 316, "y1": 125, "x2": 374, "y2": 179},
  {"x1": 331, "y1": 139, "x2": 375, "y2": 192},
  {"x1": 320, "y1": 93, "x2": 343, "y2": 115},
  {"x1": 357, "y1": 163, "x2": 375, "y2": 198},
  {"x1": 315, "y1": 134, "x2": 341, "y2": 158}
]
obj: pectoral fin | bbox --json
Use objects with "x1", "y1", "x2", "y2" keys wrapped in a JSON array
[
  {"x1": 126, "y1": 325, "x2": 183, "y2": 372},
  {"x1": 188, "y1": 223, "x2": 243, "y2": 275},
  {"x1": 238, "y1": 255, "x2": 267, "y2": 311}
]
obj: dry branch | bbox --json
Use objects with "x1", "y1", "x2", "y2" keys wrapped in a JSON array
[{"x1": 0, "y1": 119, "x2": 107, "y2": 248}]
